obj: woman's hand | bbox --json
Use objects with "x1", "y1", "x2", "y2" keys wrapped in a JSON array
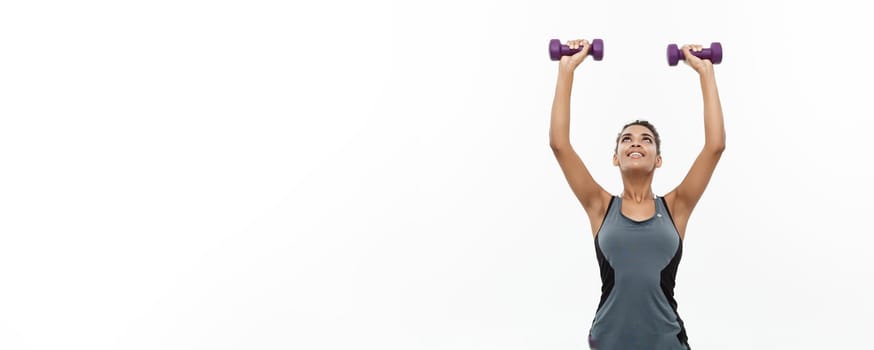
[
  {"x1": 558, "y1": 39, "x2": 590, "y2": 73},
  {"x1": 681, "y1": 44, "x2": 714, "y2": 76}
]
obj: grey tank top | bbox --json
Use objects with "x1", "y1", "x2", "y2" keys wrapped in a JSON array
[{"x1": 588, "y1": 195, "x2": 690, "y2": 350}]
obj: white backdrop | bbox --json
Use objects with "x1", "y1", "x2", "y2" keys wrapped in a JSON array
[{"x1": 1, "y1": 0, "x2": 872, "y2": 349}]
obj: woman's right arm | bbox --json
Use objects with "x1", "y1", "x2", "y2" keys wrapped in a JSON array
[{"x1": 549, "y1": 39, "x2": 611, "y2": 234}]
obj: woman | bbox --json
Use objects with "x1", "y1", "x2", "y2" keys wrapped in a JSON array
[{"x1": 549, "y1": 39, "x2": 725, "y2": 350}]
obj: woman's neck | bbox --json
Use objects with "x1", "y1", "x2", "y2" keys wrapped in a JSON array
[{"x1": 620, "y1": 174, "x2": 655, "y2": 203}]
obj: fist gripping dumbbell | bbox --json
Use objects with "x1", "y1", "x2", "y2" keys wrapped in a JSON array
[
  {"x1": 549, "y1": 39, "x2": 604, "y2": 61},
  {"x1": 666, "y1": 42, "x2": 722, "y2": 66}
]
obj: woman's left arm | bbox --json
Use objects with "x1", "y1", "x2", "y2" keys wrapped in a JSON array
[{"x1": 665, "y1": 45, "x2": 726, "y2": 233}]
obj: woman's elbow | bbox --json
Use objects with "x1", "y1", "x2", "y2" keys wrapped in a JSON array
[{"x1": 706, "y1": 142, "x2": 725, "y2": 153}]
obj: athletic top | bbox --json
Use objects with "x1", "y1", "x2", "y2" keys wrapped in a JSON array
[{"x1": 587, "y1": 195, "x2": 690, "y2": 350}]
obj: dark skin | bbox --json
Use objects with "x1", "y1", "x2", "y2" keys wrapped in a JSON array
[{"x1": 549, "y1": 39, "x2": 726, "y2": 240}]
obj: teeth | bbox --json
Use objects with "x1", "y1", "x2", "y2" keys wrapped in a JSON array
[{"x1": 630, "y1": 152, "x2": 642, "y2": 157}]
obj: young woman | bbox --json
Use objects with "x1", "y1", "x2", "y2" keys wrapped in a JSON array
[{"x1": 549, "y1": 39, "x2": 725, "y2": 349}]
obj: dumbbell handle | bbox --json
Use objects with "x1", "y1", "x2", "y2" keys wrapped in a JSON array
[
  {"x1": 686, "y1": 48, "x2": 716, "y2": 60},
  {"x1": 558, "y1": 45, "x2": 584, "y2": 56}
]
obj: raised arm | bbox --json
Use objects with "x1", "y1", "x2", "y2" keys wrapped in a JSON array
[
  {"x1": 549, "y1": 39, "x2": 611, "y2": 235},
  {"x1": 665, "y1": 44, "x2": 727, "y2": 236}
]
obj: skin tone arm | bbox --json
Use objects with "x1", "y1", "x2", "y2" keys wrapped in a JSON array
[
  {"x1": 664, "y1": 44, "x2": 727, "y2": 239},
  {"x1": 549, "y1": 39, "x2": 612, "y2": 236}
]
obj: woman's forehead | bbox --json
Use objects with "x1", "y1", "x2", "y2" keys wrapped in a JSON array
[{"x1": 621, "y1": 125, "x2": 652, "y2": 135}]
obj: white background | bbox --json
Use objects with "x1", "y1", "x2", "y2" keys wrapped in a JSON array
[{"x1": 1, "y1": 0, "x2": 872, "y2": 349}]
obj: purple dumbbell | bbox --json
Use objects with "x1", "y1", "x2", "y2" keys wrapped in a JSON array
[
  {"x1": 549, "y1": 39, "x2": 604, "y2": 61},
  {"x1": 667, "y1": 42, "x2": 722, "y2": 66}
]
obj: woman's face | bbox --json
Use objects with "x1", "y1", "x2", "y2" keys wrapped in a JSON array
[{"x1": 613, "y1": 125, "x2": 662, "y2": 172}]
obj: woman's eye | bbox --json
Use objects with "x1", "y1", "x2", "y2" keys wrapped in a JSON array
[
  {"x1": 644, "y1": 138, "x2": 652, "y2": 143},
  {"x1": 622, "y1": 137, "x2": 630, "y2": 142}
]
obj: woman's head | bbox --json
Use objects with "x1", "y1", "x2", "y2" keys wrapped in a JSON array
[
  {"x1": 613, "y1": 120, "x2": 662, "y2": 172},
  {"x1": 614, "y1": 120, "x2": 661, "y2": 154}
]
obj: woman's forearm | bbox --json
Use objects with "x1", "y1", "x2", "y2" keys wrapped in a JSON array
[
  {"x1": 550, "y1": 69, "x2": 575, "y2": 148},
  {"x1": 699, "y1": 70, "x2": 726, "y2": 151}
]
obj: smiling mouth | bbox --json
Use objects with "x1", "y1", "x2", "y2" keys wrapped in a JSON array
[{"x1": 628, "y1": 152, "x2": 643, "y2": 159}]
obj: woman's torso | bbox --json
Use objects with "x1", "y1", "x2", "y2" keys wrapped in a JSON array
[{"x1": 588, "y1": 195, "x2": 691, "y2": 350}]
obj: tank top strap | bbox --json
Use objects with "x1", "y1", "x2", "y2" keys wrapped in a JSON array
[
  {"x1": 655, "y1": 195, "x2": 674, "y2": 221},
  {"x1": 600, "y1": 195, "x2": 619, "y2": 225},
  {"x1": 607, "y1": 194, "x2": 620, "y2": 216}
]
